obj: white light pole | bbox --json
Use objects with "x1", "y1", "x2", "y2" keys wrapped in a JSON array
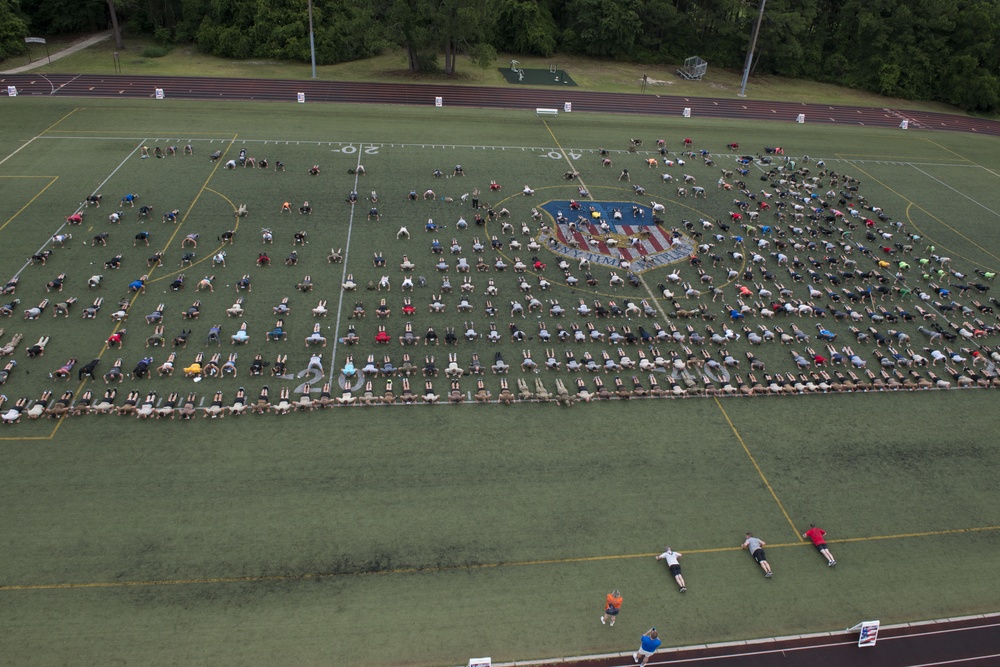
[
  {"x1": 738, "y1": 0, "x2": 766, "y2": 98},
  {"x1": 307, "y1": 0, "x2": 317, "y2": 79}
]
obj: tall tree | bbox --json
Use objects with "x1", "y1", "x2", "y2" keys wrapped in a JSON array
[
  {"x1": 439, "y1": 0, "x2": 498, "y2": 74},
  {"x1": 20, "y1": 0, "x2": 106, "y2": 33},
  {"x1": 383, "y1": 0, "x2": 497, "y2": 73},
  {"x1": 753, "y1": 0, "x2": 820, "y2": 78},
  {"x1": 495, "y1": 0, "x2": 558, "y2": 57},
  {"x1": 676, "y1": 0, "x2": 749, "y2": 66},
  {"x1": 0, "y1": 0, "x2": 28, "y2": 60},
  {"x1": 562, "y1": 0, "x2": 642, "y2": 59},
  {"x1": 107, "y1": 0, "x2": 125, "y2": 49},
  {"x1": 384, "y1": 0, "x2": 439, "y2": 71}
]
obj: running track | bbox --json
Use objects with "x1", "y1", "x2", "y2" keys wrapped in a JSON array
[
  {"x1": 3, "y1": 72, "x2": 999, "y2": 666},
  {"x1": 538, "y1": 614, "x2": 1000, "y2": 667},
  {"x1": 3, "y1": 73, "x2": 1000, "y2": 136}
]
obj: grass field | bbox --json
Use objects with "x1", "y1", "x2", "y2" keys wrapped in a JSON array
[{"x1": 1, "y1": 96, "x2": 1000, "y2": 666}]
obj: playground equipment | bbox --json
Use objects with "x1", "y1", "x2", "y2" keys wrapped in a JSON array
[{"x1": 510, "y1": 59, "x2": 525, "y2": 81}]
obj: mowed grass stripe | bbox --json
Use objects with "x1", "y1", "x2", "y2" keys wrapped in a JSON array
[
  {"x1": 3, "y1": 523, "x2": 997, "y2": 592},
  {"x1": 713, "y1": 397, "x2": 803, "y2": 541}
]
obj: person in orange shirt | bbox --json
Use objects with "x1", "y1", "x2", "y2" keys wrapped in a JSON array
[
  {"x1": 280, "y1": 201, "x2": 292, "y2": 213},
  {"x1": 600, "y1": 588, "x2": 622, "y2": 626}
]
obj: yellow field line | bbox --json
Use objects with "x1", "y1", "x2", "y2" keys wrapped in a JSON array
[
  {"x1": 539, "y1": 123, "x2": 677, "y2": 313},
  {"x1": 0, "y1": 177, "x2": 59, "y2": 234},
  {"x1": 901, "y1": 203, "x2": 999, "y2": 271},
  {"x1": 2, "y1": 524, "x2": 996, "y2": 592},
  {"x1": 921, "y1": 137, "x2": 979, "y2": 166},
  {"x1": 39, "y1": 108, "x2": 80, "y2": 135},
  {"x1": 42, "y1": 136, "x2": 241, "y2": 438},
  {"x1": 147, "y1": 188, "x2": 240, "y2": 284},
  {"x1": 106, "y1": 135, "x2": 238, "y2": 320},
  {"x1": 541, "y1": 120, "x2": 586, "y2": 192},
  {"x1": 827, "y1": 524, "x2": 1000, "y2": 544},
  {"x1": 713, "y1": 397, "x2": 802, "y2": 541},
  {"x1": 841, "y1": 160, "x2": 1000, "y2": 265}
]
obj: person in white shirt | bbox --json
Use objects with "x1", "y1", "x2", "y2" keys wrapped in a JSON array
[{"x1": 655, "y1": 547, "x2": 687, "y2": 592}]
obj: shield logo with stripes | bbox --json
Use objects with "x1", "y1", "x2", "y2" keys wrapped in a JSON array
[{"x1": 538, "y1": 200, "x2": 694, "y2": 273}]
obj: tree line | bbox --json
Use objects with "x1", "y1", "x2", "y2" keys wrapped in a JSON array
[{"x1": 2, "y1": 0, "x2": 999, "y2": 114}]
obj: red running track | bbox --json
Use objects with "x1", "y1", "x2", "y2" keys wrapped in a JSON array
[
  {"x1": 2, "y1": 73, "x2": 998, "y2": 665},
  {"x1": 3, "y1": 73, "x2": 1000, "y2": 136}
]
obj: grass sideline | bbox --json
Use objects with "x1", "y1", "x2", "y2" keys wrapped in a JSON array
[{"x1": 1, "y1": 97, "x2": 1000, "y2": 666}]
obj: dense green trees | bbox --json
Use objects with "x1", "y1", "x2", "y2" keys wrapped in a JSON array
[
  {"x1": 6, "y1": 0, "x2": 1000, "y2": 114},
  {"x1": 194, "y1": 0, "x2": 382, "y2": 63},
  {"x1": 495, "y1": 0, "x2": 558, "y2": 57},
  {"x1": 383, "y1": 0, "x2": 498, "y2": 74},
  {"x1": 0, "y1": 0, "x2": 28, "y2": 60}
]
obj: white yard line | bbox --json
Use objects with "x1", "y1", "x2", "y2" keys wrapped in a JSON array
[
  {"x1": 328, "y1": 146, "x2": 365, "y2": 385},
  {"x1": 7, "y1": 140, "x2": 146, "y2": 283},
  {"x1": 0, "y1": 137, "x2": 39, "y2": 167},
  {"x1": 909, "y1": 163, "x2": 1000, "y2": 218}
]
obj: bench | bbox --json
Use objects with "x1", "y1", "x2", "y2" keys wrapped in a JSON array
[{"x1": 536, "y1": 108, "x2": 558, "y2": 117}]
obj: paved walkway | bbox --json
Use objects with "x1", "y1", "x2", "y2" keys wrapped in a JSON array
[{"x1": 1, "y1": 31, "x2": 112, "y2": 74}]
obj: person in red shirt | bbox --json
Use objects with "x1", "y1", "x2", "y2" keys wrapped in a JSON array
[
  {"x1": 600, "y1": 589, "x2": 622, "y2": 627},
  {"x1": 374, "y1": 328, "x2": 391, "y2": 344},
  {"x1": 803, "y1": 524, "x2": 837, "y2": 567}
]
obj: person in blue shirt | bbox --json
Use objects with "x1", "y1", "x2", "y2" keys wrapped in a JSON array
[
  {"x1": 231, "y1": 325, "x2": 249, "y2": 345},
  {"x1": 266, "y1": 322, "x2": 285, "y2": 341},
  {"x1": 634, "y1": 628, "x2": 661, "y2": 666}
]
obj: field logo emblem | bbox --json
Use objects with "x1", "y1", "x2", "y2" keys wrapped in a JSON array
[{"x1": 537, "y1": 200, "x2": 694, "y2": 272}]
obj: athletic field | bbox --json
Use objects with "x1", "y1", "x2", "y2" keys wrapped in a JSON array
[{"x1": 1, "y1": 96, "x2": 999, "y2": 666}]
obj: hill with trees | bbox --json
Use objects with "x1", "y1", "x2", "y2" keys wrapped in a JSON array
[{"x1": 2, "y1": 0, "x2": 998, "y2": 113}]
